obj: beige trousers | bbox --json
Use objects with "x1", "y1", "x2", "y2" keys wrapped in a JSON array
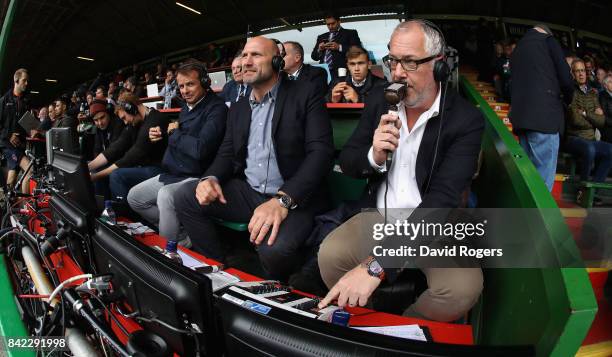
[{"x1": 318, "y1": 211, "x2": 483, "y2": 322}]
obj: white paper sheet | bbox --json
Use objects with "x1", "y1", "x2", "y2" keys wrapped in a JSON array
[{"x1": 352, "y1": 324, "x2": 428, "y2": 342}]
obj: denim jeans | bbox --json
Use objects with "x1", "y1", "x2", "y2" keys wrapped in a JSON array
[
  {"x1": 109, "y1": 166, "x2": 164, "y2": 201},
  {"x1": 518, "y1": 131, "x2": 559, "y2": 191},
  {"x1": 565, "y1": 136, "x2": 612, "y2": 182}
]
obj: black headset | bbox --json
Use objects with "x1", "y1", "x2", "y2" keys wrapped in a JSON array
[
  {"x1": 177, "y1": 60, "x2": 211, "y2": 88},
  {"x1": 270, "y1": 39, "x2": 286, "y2": 72},
  {"x1": 117, "y1": 100, "x2": 138, "y2": 115}
]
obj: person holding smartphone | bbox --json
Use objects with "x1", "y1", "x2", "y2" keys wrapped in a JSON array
[{"x1": 311, "y1": 12, "x2": 362, "y2": 79}]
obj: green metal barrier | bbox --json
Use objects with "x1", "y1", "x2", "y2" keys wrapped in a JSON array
[
  {"x1": 0, "y1": 256, "x2": 36, "y2": 357},
  {"x1": 460, "y1": 76, "x2": 597, "y2": 356}
]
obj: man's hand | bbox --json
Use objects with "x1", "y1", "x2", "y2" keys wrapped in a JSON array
[
  {"x1": 372, "y1": 113, "x2": 401, "y2": 166},
  {"x1": 318, "y1": 41, "x2": 327, "y2": 52},
  {"x1": 318, "y1": 264, "x2": 382, "y2": 309},
  {"x1": 30, "y1": 129, "x2": 41, "y2": 138},
  {"x1": 77, "y1": 112, "x2": 88, "y2": 121},
  {"x1": 167, "y1": 121, "x2": 179, "y2": 134},
  {"x1": 595, "y1": 107, "x2": 604, "y2": 116},
  {"x1": 248, "y1": 198, "x2": 288, "y2": 246},
  {"x1": 342, "y1": 85, "x2": 359, "y2": 103},
  {"x1": 331, "y1": 82, "x2": 347, "y2": 103},
  {"x1": 9, "y1": 133, "x2": 21, "y2": 147},
  {"x1": 90, "y1": 172, "x2": 100, "y2": 182},
  {"x1": 195, "y1": 178, "x2": 226, "y2": 206},
  {"x1": 149, "y1": 126, "x2": 163, "y2": 142},
  {"x1": 326, "y1": 42, "x2": 340, "y2": 51}
]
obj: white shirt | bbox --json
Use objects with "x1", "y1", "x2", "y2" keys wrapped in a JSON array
[
  {"x1": 367, "y1": 88, "x2": 442, "y2": 217},
  {"x1": 187, "y1": 94, "x2": 206, "y2": 111}
]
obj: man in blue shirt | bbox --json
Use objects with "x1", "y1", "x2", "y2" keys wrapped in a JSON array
[
  {"x1": 127, "y1": 60, "x2": 228, "y2": 242},
  {"x1": 220, "y1": 55, "x2": 251, "y2": 107}
]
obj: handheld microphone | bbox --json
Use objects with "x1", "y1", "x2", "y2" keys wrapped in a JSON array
[{"x1": 383, "y1": 83, "x2": 407, "y2": 168}]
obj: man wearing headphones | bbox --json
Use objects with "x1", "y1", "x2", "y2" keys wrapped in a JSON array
[
  {"x1": 317, "y1": 21, "x2": 484, "y2": 322},
  {"x1": 88, "y1": 92, "x2": 169, "y2": 200},
  {"x1": 174, "y1": 37, "x2": 334, "y2": 282},
  {"x1": 127, "y1": 60, "x2": 227, "y2": 244}
]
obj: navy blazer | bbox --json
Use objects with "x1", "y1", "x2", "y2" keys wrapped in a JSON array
[
  {"x1": 339, "y1": 88, "x2": 484, "y2": 209},
  {"x1": 510, "y1": 29, "x2": 574, "y2": 134},
  {"x1": 163, "y1": 91, "x2": 228, "y2": 177},
  {"x1": 311, "y1": 27, "x2": 362, "y2": 76},
  {"x1": 204, "y1": 76, "x2": 334, "y2": 211},
  {"x1": 219, "y1": 80, "x2": 251, "y2": 106}
]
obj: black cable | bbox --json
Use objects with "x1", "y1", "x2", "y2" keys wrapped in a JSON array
[{"x1": 77, "y1": 289, "x2": 130, "y2": 337}]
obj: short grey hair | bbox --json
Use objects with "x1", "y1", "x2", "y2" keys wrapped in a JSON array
[{"x1": 392, "y1": 20, "x2": 445, "y2": 57}]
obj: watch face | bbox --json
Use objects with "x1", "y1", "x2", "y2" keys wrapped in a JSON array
[
  {"x1": 369, "y1": 260, "x2": 383, "y2": 275},
  {"x1": 279, "y1": 195, "x2": 291, "y2": 208}
]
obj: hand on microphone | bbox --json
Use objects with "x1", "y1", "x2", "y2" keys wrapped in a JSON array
[{"x1": 372, "y1": 113, "x2": 401, "y2": 166}]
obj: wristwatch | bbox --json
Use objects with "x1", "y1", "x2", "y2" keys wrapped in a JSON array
[
  {"x1": 275, "y1": 193, "x2": 297, "y2": 210},
  {"x1": 363, "y1": 256, "x2": 386, "y2": 280}
]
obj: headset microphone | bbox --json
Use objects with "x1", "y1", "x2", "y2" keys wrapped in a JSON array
[{"x1": 383, "y1": 82, "x2": 407, "y2": 168}]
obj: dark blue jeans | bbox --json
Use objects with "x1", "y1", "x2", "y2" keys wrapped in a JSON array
[
  {"x1": 565, "y1": 136, "x2": 612, "y2": 182},
  {"x1": 109, "y1": 166, "x2": 164, "y2": 201}
]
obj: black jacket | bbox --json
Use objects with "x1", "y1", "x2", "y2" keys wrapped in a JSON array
[
  {"x1": 94, "y1": 115, "x2": 125, "y2": 157},
  {"x1": 509, "y1": 29, "x2": 574, "y2": 134},
  {"x1": 103, "y1": 109, "x2": 169, "y2": 168},
  {"x1": 219, "y1": 80, "x2": 251, "y2": 105},
  {"x1": 600, "y1": 91, "x2": 612, "y2": 143},
  {"x1": 311, "y1": 27, "x2": 362, "y2": 76},
  {"x1": 162, "y1": 91, "x2": 228, "y2": 177},
  {"x1": 326, "y1": 72, "x2": 387, "y2": 103},
  {"x1": 0, "y1": 89, "x2": 29, "y2": 148},
  {"x1": 339, "y1": 87, "x2": 484, "y2": 209},
  {"x1": 296, "y1": 64, "x2": 328, "y2": 94},
  {"x1": 203, "y1": 77, "x2": 334, "y2": 211}
]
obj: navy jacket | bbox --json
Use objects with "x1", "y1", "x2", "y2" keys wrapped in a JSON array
[
  {"x1": 510, "y1": 29, "x2": 574, "y2": 134},
  {"x1": 296, "y1": 64, "x2": 328, "y2": 94},
  {"x1": 0, "y1": 89, "x2": 29, "y2": 148},
  {"x1": 204, "y1": 76, "x2": 333, "y2": 211},
  {"x1": 162, "y1": 91, "x2": 228, "y2": 177},
  {"x1": 219, "y1": 80, "x2": 251, "y2": 106}
]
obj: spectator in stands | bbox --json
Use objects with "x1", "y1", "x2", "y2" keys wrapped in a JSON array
[
  {"x1": 131, "y1": 64, "x2": 141, "y2": 81},
  {"x1": 317, "y1": 20, "x2": 484, "y2": 322},
  {"x1": 128, "y1": 61, "x2": 228, "y2": 243},
  {"x1": 0, "y1": 68, "x2": 30, "y2": 192},
  {"x1": 220, "y1": 55, "x2": 251, "y2": 107},
  {"x1": 203, "y1": 43, "x2": 222, "y2": 69},
  {"x1": 154, "y1": 63, "x2": 165, "y2": 84},
  {"x1": 88, "y1": 92, "x2": 169, "y2": 200},
  {"x1": 124, "y1": 76, "x2": 144, "y2": 97},
  {"x1": 599, "y1": 75, "x2": 612, "y2": 143},
  {"x1": 510, "y1": 24, "x2": 574, "y2": 191},
  {"x1": 283, "y1": 41, "x2": 328, "y2": 94},
  {"x1": 86, "y1": 91, "x2": 94, "y2": 106},
  {"x1": 565, "y1": 59, "x2": 611, "y2": 185},
  {"x1": 584, "y1": 57, "x2": 598, "y2": 88},
  {"x1": 595, "y1": 68, "x2": 607, "y2": 93},
  {"x1": 159, "y1": 69, "x2": 178, "y2": 109},
  {"x1": 493, "y1": 40, "x2": 513, "y2": 102},
  {"x1": 143, "y1": 72, "x2": 155, "y2": 86},
  {"x1": 51, "y1": 96, "x2": 79, "y2": 153},
  {"x1": 327, "y1": 46, "x2": 385, "y2": 103},
  {"x1": 174, "y1": 36, "x2": 334, "y2": 282},
  {"x1": 37, "y1": 106, "x2": 48, "y2": 122},
  {"x1": 311, "y1": 12, "x2": 362, "y2": 79},
  {"x1": 107, "y1": 82, "x2": 117, "y2": 104},
  {"x1": 89, "y1": 99, "x2": 125, "y2": 198},
  {"x1": 95, "y1": 85, "x2": 106, "y2": 100}
]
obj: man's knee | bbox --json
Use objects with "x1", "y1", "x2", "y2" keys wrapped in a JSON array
[
  {"x1": 419, "y1": 268, "x2": 483, "y2": 321},
  {"x1": 157, "y1": 185, "x2": 174, "y2": 210},
  {"x1": 257, "y1": 239, "x2": 301, "y2": 279},
  {"x1": 127, "y1": 183, "x2": 146, "y2": 209},
  {"x1": 174, "y1": 180, "x2": 198, "y2": 213}
]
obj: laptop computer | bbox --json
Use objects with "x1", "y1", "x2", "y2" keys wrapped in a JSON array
[
  {"x1": 19, "y1": 111, "x2": 41, "y2": 132},
  {"x1": 209, "y1": 71, "x2": 228, "y2": 92}
]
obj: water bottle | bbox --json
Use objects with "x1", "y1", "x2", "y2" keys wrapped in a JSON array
[
  {"x1": 100, "y1": 200, "x2": 117, "y2": 225},
  {"x1": 163, "y1": 240, "x2": 183, "y2": 265}
]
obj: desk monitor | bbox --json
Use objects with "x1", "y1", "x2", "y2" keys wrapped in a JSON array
[
  {"x1": 92, "y1": 220, "x2": 221, "y2": 357},
  {"x1": 217, "y1": 296, "x2": 534, "y2": 356}
]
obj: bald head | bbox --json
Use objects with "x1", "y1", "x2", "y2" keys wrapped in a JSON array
[{"x1": 241, "y1": 36, "x2": 279, "y2": 88}]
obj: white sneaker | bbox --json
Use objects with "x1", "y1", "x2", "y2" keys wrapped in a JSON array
[{"x1": 177, "y1": 234, "x2": 192, "y2": 249}]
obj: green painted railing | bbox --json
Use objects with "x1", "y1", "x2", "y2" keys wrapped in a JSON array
[
  {"x1": 461, "y1": 76, "x2": 597, "y2": 357},
  {"x1": 0, "y1": 255, "x2": 36, "y2": 357}
]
